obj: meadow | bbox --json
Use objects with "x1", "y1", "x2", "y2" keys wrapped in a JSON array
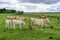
[{"x1": 0, "y1": 12, "x2": 60, "y2": 40}]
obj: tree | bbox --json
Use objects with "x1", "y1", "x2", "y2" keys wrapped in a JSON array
[
  {"x1": 3, "y1": 8, "x2": 6, "y2": 11},
  {"x1": 16, "y1": 11, "x2": 20, "y2": 15},
  {"x1": 20, "y1": 11, "x2": 24, "y2": 15},
  {"x1": 11, "y1": 10, "x2": 16, "y2": 13},
  {"x1": 0, "y1": 9, "x2": 4, "y2": 13},
  {"x1": 3, "y1": 8, "x2": 6, "y2": 13},
  {"x1": 5, "y1": 10, "x2": 11, "y2": 14}
]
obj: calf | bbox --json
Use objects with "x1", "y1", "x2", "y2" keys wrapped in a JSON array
[{"x1": 12, "y1": 19, "x2": 25, "y2": 29}]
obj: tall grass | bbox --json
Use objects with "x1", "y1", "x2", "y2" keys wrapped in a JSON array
[{"x1": 0, "y1": 12, "x2": 60, "y2": 40}]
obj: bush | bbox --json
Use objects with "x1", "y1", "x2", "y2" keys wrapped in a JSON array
[{"x1": 16, "y1": 11, "x2": 24, "y2": 15}]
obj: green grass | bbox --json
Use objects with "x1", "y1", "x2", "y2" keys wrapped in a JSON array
[{"x1": 0, "y1": 12, "x2": 60, "y2": 40}]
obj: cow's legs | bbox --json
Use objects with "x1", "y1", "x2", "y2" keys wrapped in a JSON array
[{"x1": 13, "y1": 24, "x2": 15, "y2": 29}]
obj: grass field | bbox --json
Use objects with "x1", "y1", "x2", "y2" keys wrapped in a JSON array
[{"x1": 0, "y1": 12, "x2": 60, "y2": 40}]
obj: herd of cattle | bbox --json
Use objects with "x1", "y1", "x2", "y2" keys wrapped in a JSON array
[
  {"x1": 5, "y1": 15, "x2": 51, "y2": 30},
  {"x1": 5, "y1": 15, "x2": 50, "y2": 29}
]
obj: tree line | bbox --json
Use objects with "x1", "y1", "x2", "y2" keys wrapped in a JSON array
[{"x1": 0, "y1": 8, "x2": 24, "y2": 15}]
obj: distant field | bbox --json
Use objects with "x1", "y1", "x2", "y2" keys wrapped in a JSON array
[
  {"x1": 23, "y1": 12, "x2": 60, "y2": 17},
  {"x1": 0, "y1": 12, "x2": 60, "y2": 40}
]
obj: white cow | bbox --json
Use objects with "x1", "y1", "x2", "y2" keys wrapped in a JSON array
[
  {"x1": 5, "y1": 19, "x2": 11, "y2": 29},
  {"x1": 12, "y1": 19, "x2": 25, "y2": 29},
  {"x1": 30, "y1": 18, "x2": 50, "y2": 30}
]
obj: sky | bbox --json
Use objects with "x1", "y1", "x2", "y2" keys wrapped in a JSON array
[{"x1": 0, "y1": 0, "x2": 60, "y2": 12}]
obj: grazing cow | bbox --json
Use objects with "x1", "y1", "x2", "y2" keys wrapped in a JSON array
[
  {"x1": 29, "y1": 18, "x2": 50, "y2": 30},
  {"x1": 5, "y1": 19, "x2": 11, "y2": 29},
  {"x1": 16, "y1": 17, "x2": 28, "y2": 21},
  {"x1": 6, "y1": 16, "x2": 17, "y2": 20},
  {"x1": 5, "y1": 19, "x2": 25, "y2": 29},
  {"x1": 12, "y1": 19, "x2": 25, "y2": 29},
  {"x1": 40, "y1": 15, "x2": 47, "y2": 19}
]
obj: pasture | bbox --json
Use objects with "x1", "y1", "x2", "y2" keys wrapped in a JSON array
[{"x1": 0, "y1": 12, "x2": 60, "y2": 40}]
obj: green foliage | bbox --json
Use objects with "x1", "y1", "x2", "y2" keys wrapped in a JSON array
[
  {"x1": 0, "y1": 8, "x2": 24, "y2": 14},
  {"x1": 16, "y1": 11, "x2": 20, "y2": 15},
  {"x1": 4, "y1": 10, "x2": 11, "y2": 14},
  {"x1": 0, "y1": 9, "x2": 4, "y2": 13},
  {"x1": 3, "y1": 8, "x2": 6, "y2": 11},
  {"x1": 11, "y1": 10, "x2": 16, "y2": 13},
  {"x1": 0, "y1": 8, "x2": 16, "y2": 13},
  {"x1": 20, "y1": 11, "x2": 24, "y2": 15},
  {"x1": 16, "y1": 11, "x2": 24, "y2": 15}
]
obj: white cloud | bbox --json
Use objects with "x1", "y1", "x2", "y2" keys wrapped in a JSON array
[{"x1": 0, "y1": 0, "x2": 60, "y2": 12}]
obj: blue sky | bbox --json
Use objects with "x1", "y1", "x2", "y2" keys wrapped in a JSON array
[{"x1": 0, "y1": 0, "x2": 60, "y2": 12}]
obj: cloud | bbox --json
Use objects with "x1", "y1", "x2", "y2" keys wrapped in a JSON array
[
  {"x1": 19, "y1": 0, "x2": 60, "y2": 4},
  {"x1": 47, "y1": 2, "x2": 60, "y2": 12},
  {"x1": 19, "y1": 3, "x2": 60, "y2": 12},
  {"x1": 0, "y1": 0, "x2": 60, "y2": 12}
]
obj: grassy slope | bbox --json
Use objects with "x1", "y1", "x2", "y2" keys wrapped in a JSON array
[{"x1": 0, "y1": 12, "x2": 60, "y2": 40}]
